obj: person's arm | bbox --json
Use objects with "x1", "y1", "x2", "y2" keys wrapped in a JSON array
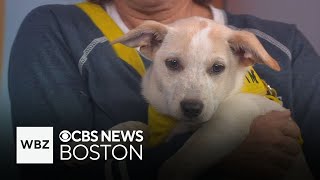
[
  {"x1": 290, "y1": 27, "x2": 320, "y2": 179},
  {"x1": 9, "y1": 6, "x2": 94, "y2": 132},
  {"x1": 9, "y1": 6, "x2": 105, "y2": 179},
  {"x1": 213, "y1": 111, "x2": 301, "y2": 180}
]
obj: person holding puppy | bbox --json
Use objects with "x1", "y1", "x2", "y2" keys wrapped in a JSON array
[{"x1": 9, "y1": 0, "x2": 320, "y2": 179}]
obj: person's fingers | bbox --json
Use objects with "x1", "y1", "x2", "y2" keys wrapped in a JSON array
[
  {"x1": 281, "y1": 119, "x2": 301, "y2": 139},
  {"x1": 268, "y1": 149, "x2": 295, "y2": 170},
  {"x1": 265, "y1": 110, "x2": 291, "y2": 124},
  {"x1": 265, "y1": 110, "x2": 291, "y2": 119},
  {"x1": 256, "y1": 147, "x2": 295, "y2": 176},
  {"x1": 275, "y1": 136, "x2": 301, "y2": 156},
  {"x1": 253, "y1": 110, "x2": 289, "y2": 126},
  {"x1": 252, "y1": 110, "x2": 292, "y2": 132}
]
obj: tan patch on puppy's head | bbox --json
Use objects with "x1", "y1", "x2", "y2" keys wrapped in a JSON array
[{"x1": 157, "y1": 17, "x2": 211, "y2": 58}]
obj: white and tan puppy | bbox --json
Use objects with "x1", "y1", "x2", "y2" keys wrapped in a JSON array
[{"x1": 112, "y1": 17, "x2": 313, "y2": 180}]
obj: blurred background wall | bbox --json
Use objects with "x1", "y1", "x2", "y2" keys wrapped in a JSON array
[
  {"x1": 0, "y1": 0, "x2": 319, "y2": 178},
  {"x1": 0, "y1": 0, "x2": 3, "y2": 79},
  {"x1": 226, "y1": 0, "x2": 320, "y2": 54}
]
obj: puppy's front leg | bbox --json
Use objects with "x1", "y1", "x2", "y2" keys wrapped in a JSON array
[
  {"x1": 158, "y1": 94, "x2": 282, "y2": 180},
  {"x1": 158, "y1": 102, "x2": 262, "y2": 180},
  {"x1": 158, "y1": 116, "x2": 249, "y2": 180}
]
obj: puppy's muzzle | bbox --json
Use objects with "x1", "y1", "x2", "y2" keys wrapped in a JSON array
[{"x1": 180, "y1": 99, "x2": 204, "y2": 118}]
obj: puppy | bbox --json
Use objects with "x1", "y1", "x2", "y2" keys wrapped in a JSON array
[{"x1": 112, "y1": 17, "x2": 313, "y2": 180}]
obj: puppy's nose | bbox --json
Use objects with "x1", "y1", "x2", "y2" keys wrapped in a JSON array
[{"x1": 180, "y1": 99, "x2": 204, "y2": 118}]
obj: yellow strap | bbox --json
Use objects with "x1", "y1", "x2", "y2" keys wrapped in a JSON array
[
  {"x1": 76, "y1": 2, "x2": 146, "y2": 76},
  {"x1": 76, "y1": 2, "x2": 173, "y2": 146},
  {"x1": 241, "y1": 67, "x2": 267, "y2": 95},
  {"x1": 148, "y1": 106, "x2": 176, "y2": 147}
]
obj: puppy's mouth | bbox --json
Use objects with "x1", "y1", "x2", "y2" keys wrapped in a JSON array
[{"x1": 180, "y1": 115, "x2": 206, "y2": 124}]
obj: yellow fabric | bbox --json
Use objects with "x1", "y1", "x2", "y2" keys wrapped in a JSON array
[
  {"x1": 241, "y1": 67, "x2": 283, "y2": 104},
  {"x1": 241, "y1": 67, "x2": 267, "y2": 95},
  {"x1": 76, "y1": 2, "x2": 146, "y2": 76},
  {"x1": 148, "y1": 106, "x2": 177, "y2": 147},
  {"x1": 75, "y1": 2, "x2": 299, "y2": 147}
]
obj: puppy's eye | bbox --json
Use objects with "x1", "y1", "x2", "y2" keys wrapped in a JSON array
[
  {"x1": 165, "y1": 58, "x2": 182, "y2": 71},
  {"x1": 210, "y1": 63, "x2": 225, "y2": 74}
]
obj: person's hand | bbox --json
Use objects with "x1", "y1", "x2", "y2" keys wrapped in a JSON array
[{"x1": 218, "y1": 110, "x2": 301, "y2": 180}]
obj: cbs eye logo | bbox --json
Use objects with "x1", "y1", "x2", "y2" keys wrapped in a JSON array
[{"x1": 59, "y1": 130, "x2": 71, "y2": 143}]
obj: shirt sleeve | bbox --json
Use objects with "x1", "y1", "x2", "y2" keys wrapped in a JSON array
[
  {"x1": 8, "y1": 6, "x2": 104, "y2": 180},
  {"x1": 9, "y1": 6, "x2": 94, "y2": 132},
  {"x1": 290, "y1": 27, "x2": 320, "y2": 179}
]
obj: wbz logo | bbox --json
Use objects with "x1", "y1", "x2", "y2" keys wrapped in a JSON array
[
  {"x1": 20, "y1": 139, "x2": 50, "y2": 149},
  {"x1": 16, "y1": 127, "x2": 53, "y2": 164}
]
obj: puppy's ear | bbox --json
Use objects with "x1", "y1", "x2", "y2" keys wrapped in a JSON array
[
  {"x1": 228, "y1": 30, "x2": 280, "y2": 71},
  {"x1": 111, "y1": 21, "x2": 168, "y2": 59}
]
